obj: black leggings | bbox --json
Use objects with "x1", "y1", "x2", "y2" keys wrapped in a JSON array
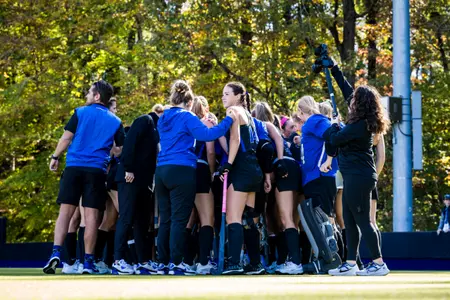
[
  {"x1": 155, "y1": 165, "x2": 196, "y2": 265},
  {"x1": 342, "y1": 174, "x2": 381, "y2": 261}
]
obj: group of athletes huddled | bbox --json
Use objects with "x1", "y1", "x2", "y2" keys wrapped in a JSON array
[{"x1": 42, "y1": 60, "x2": 391, "y2": 277}]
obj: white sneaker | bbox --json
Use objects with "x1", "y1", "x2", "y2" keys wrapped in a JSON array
[
  {"x1": 328, "y1": 262, "x2": 359, "y2": 276},
  {"x1": 112, "y1": 259, "x2": 134, "y2": 275},
  {"x1": 169, "y1": 262, "x2": 196, "y2": 275},
  {"x1": 276, "y1": 261, "x2": 304, "y2": 275},
  {"x1": 62, "y1": 260, "x2": 81, "y2": 274},
  {"x1": 136, "y1": 261, "x2": 158, "y2": 275},
  {"x1": 196, "y1": 261, "x2": 216, "y2": 275},
  {"x1": 95, "y1": 261, "x2": 110, "y2": 274},
  {"x1": 356, "y1": 262, "x2": 390, "y2": 276}
]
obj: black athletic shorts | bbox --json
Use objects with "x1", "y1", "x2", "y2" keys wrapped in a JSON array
[
  {"x1": 196, "y1": 162, "x2": 211, "y2": 194},
  {"x1": 303, "y1": 176, "x2": 337, "y2": 217},
  {"x1": 106, "y1": 161, "x2": 118, "y2": 191},
  {"x1": 228, "y1": 154, "x2": 262, "y2": 193},
  {"x1": 273, "y1": 158, "x2": 300, "y2": 192},
  {"x1": 371, "y1": 185, "x2": 378, "y2": 201},
  {"x1": 57, "y1": 167, "x2": 107, "y2": 210}
]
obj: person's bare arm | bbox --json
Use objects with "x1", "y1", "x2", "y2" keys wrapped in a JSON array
[
  {"x1": 266, "y1": 122, "x2": 284, "y2": 160},
  {"x1": 50, "y1": 131, "x2": 74, "y2": 171},
  {"x1": 375, "y1": 134, "x2": 386, "y2": 175},
  {"x1": 227, "y1": 113, "x2": 240, "y2": 165},
  {"x1": 206, "y1": 141, "x2": 216, "y2": 176}
]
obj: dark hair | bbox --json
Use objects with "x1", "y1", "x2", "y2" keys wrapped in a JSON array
[
  {"x1": 225, "y1": 81, "x2": 251, "y2": 111},
  {"x1": 124, "y1": 126, "x2": 131, "y2": 134},
  {"x1": 92, "y1": 80, "x2": 114, "y2": 105},
  {"x1": 273, "y1": 114, "x2": 282, "y2": 131},
  {"x1": 347, "y1": 85, "x2": 390, "y2": 134},
  {"x1": 170, "y1": 80, "x2": 194, "y2": 106},
  {"x1": 107, "y1": 97, "x2": 117, "y2": 109}
]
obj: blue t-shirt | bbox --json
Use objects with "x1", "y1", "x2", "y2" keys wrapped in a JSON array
[{"x1": 65, "y1": 104, "x2": 123, "y2": 172}]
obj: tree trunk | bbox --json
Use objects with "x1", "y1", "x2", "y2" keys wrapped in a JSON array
[
  {"x1": 364, "y1": 0, "x2": 379, "y2": 82},
  {"x1": 436, "y1": 28, "x2": 448, "y2": 72},
  {"x1": 342, "y1": 0, "x2": 357, "y2": 86}
]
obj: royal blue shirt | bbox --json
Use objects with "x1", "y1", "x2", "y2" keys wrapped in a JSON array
[
  {"x1": 65, "y1": 103, "x2": 124, "y2": 172},
  {"x1": 157, "y1": 107, "x2": 233, "y2": 168},
  {"x1": 300, "y1": 114, "x2": 337, "y2": 186}
]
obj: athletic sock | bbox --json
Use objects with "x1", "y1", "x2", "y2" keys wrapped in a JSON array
[
  {"x1": 184, "y1": 228, "x2": 197, "y2": 266},
  {"x1": 244, "y1": 226, "x2": 260, "y2": 266},
  {"x1": 64, "y1": 232, "x2": 77, "y2": 265},
  {"x1": 199, "y1": 226, "x2": 214, "y2": 265},
  {"x1": 227, "y1": 223, "x2": 243, "y2": 265},
  {"x1": 268, "y1": 235, "x2": 277, "y2": 264},
  {"x1": 285, "y1": 228, "x2": 301, "y2": 265},
  {"x1": 84, "y1": 253, "x2": 94, "y2": 263},
  {"x1": 299, "y1": 231, "x2": 311, "y2": 264},
  {"x1": 53, "y1": 245, "x2": 62, "y2": 253},
  {"x1": 94, "y1": 229, "x2": 108, "y2": 261},
  {"x1": 276, "y1": 232, "x2": 288, "y2": 265},
  {"x1": 77, "y1": 227, "x2": 85, "y2": 263}
]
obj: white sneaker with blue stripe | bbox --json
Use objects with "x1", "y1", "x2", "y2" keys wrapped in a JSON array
[
  {"x1": 169, "y1": 262, "x2": 196, "y2": 275},
  {"x1": 136, "y1": 261, "x2": 159, "y2": 275},
  {"x1": 328, "y1": 262, "x2": 359, "y2": 276},
  {"x1": 156, "y1": 263, "x2": 169, "y2": 275},
  {"x1": 356, "y1": 262, "x2": 390, "y2": 276},
  {"x1": 112, "y1": 259, "x2": 134, "y2": 275}
]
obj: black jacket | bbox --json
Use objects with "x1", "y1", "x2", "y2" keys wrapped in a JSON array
[
  {"x1": 115, "y1": 114, "x2": 159, "y2": 186},
  {"x1": 324, "y1": 121, "x2": 376, "y2": 179},
  {"x1": 324, "y1": 65, "x2": 376, "y2": 179}
]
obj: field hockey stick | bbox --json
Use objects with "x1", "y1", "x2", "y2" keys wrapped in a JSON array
[
  {"x1": 323, "y1": 67, "x2": 339, "y2": 118},
  {"x1": 218, "y1": 173, "x2": 228, "y2": 274}
]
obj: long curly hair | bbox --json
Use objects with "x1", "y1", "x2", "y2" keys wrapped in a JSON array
[{"x1": 347, "y1": 85, "x2": 390, "y2": 134}]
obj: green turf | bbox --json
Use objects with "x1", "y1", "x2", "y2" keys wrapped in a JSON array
[{"x1": 1, "y1": 269, "x2": 450, "y2": 299}]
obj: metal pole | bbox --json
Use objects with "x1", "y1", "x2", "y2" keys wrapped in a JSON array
[{"x1": 393, "y1": 0, "x2": 413, "y2": 231}]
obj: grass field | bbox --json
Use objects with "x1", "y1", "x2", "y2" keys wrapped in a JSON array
[{"x1": 1, "y1": 269, "x2": 450, "y2": 299}]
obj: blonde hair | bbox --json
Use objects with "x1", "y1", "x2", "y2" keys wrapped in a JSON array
[
  {"x1": 319, "y1": 101, "x2": 333, "y2": 118},
  {"x1": 191, "y1": 96, "x2": 207, "y2": 119},
  {"x1": 207, "y1": 112, "x2": 218, "y2": 124},
  {"x1": 252, "y1": 101, "x2": 275, "y2": 123},
  {"x1": 297, "y1": 95, "x2": 320, "y2": 115}
]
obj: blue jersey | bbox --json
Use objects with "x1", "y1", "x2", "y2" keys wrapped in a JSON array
[
  {"x1": 300, "y1": 114, "x2": 337, "y2": 186},
  {"x1": 66, "y1": 104, "x2": 122, "y2": 171}
]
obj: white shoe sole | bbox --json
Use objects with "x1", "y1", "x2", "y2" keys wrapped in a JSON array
[
  {"x1": 357, "y1": 270, "x2": 390, "y2": 276},
  {"x1": 329, "y1": 271, "x2": 357, "y2": 276}
]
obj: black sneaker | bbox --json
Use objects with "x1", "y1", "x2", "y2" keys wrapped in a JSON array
[
  {"x1": 222, "y1": 263, "x2": 244, "y2": 275},
  {"x1": 244, "y1": 263, "x2": 266, "y2": 275}
]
